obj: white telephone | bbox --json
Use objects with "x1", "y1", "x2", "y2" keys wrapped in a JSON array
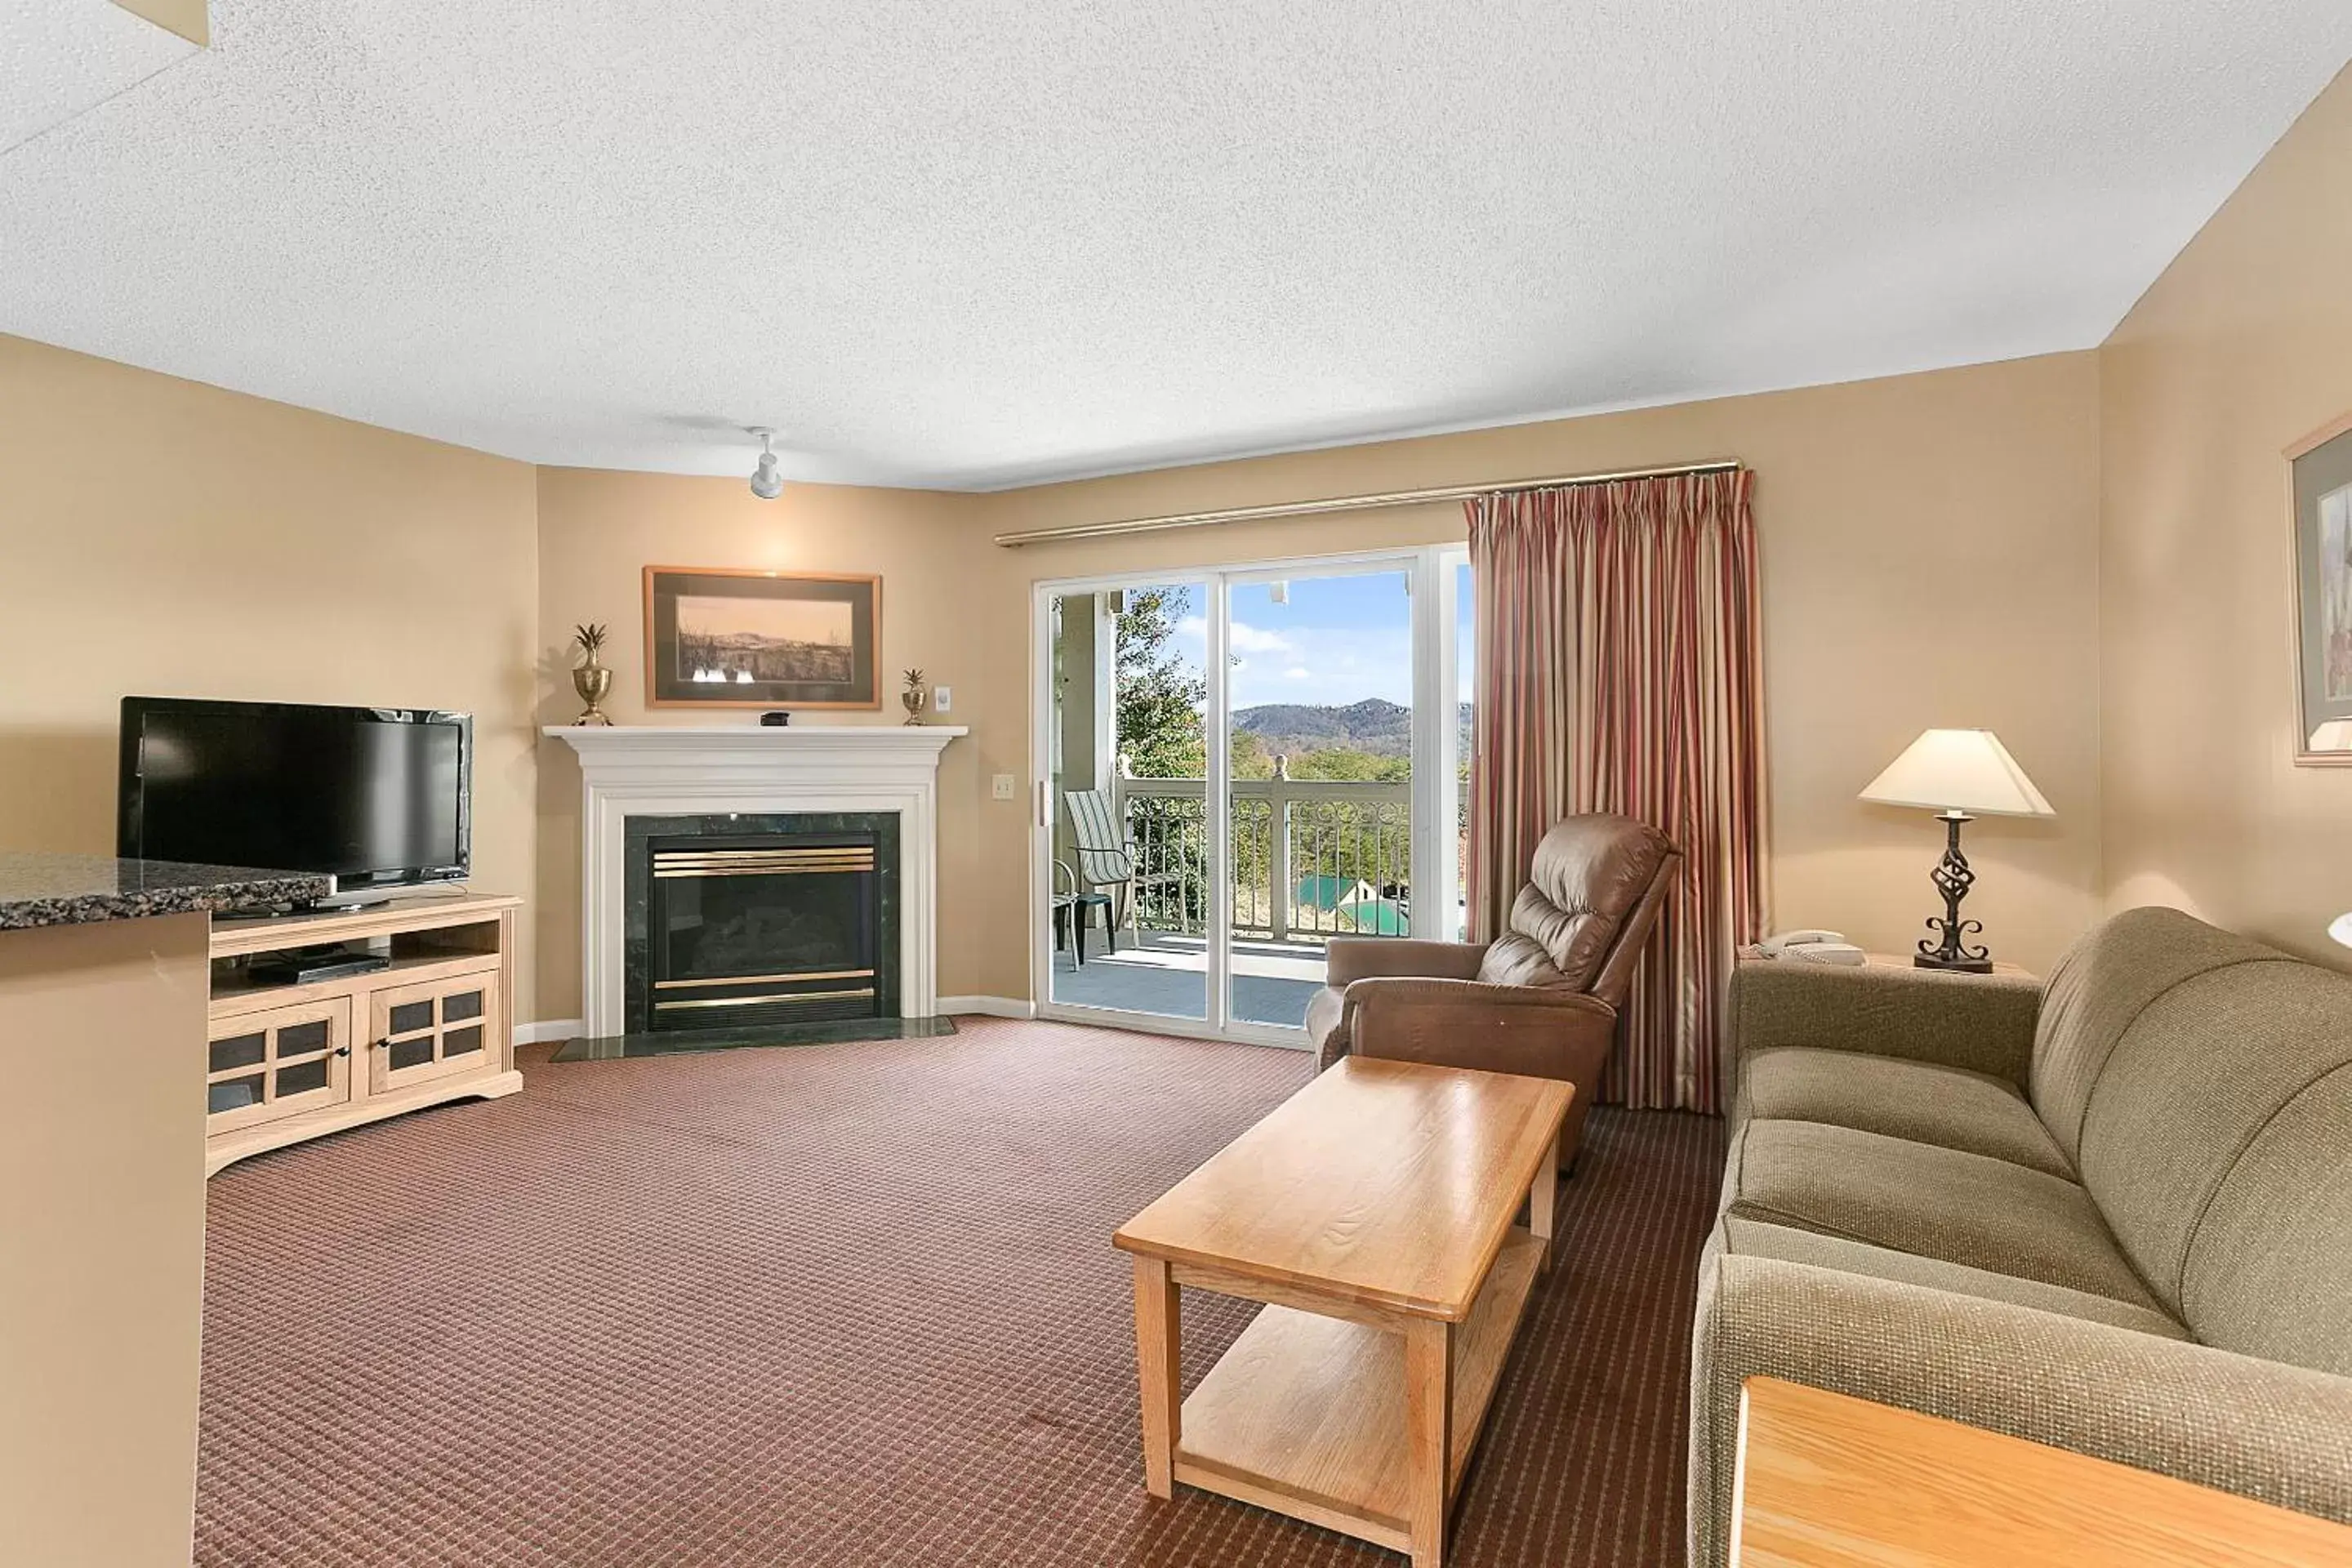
[{"x1": 1758, "y1": 929, "x2": 1867, "y2": 965}]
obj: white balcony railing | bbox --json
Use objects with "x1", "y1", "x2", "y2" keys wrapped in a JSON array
[{"x1": 1116, "y1": 764, "x2": 1414, "y2": 944}]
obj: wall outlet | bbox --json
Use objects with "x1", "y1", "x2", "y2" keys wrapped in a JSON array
[
  {"x1": 933, "y1": 684, "x2": 952, "y2": 713},
  {"x1": 991, "y1": 773, "x2": 1016, "y2": 800}
]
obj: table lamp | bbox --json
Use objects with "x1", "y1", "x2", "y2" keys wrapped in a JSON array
[{"x1": 1860, "y1": 729, "x2": 2054, "y2": 973}]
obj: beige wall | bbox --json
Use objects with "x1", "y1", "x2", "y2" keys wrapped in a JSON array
[
  {"x1": 961, "y1": 353, "x2": 2105, "y2": 993},
  {"x1": 535, "y1": 351, "x2": 2105, "y2": 1010},
  {"x1": 1, "y1": 335, "x2": 2106, "y2": 1028},
  {"x1": 2099, "y1": 63, "x2": 2352, "y2": 966},
  {"x1": 531, "y1": 469, "x2": 992, "y2": 1018},
  {"x1": 0, "y1": 334, "x2": 543, "y2": 1016}
]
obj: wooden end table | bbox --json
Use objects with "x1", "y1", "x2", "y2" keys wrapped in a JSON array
[{"x1": 1113, "y1": 1058, "x2": 1574, "y2": 1567}]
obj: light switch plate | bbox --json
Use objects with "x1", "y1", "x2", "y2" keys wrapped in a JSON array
[
  {"x1": 933, "y1": 684, "x2": 952, "y2": 713},
  {"x1": 991, "y1": 773, "x2": 1016, "y2": 800}
]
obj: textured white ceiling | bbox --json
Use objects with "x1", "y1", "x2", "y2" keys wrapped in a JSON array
[
  {"x1": 1, "y1": 0, "x2": 199, "y2": 158},
  {"x1": 2, "y1": 2, "x2": 2348, "y2": 489}
]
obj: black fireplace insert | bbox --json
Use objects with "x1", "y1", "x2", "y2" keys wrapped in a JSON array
[{"x1": 623, "y1": 814, "x2": 900, "y2": 1035}]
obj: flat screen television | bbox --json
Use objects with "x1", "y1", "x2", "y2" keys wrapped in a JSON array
[{"x1": 118, "y1": 697, "x2": 471, "y2": 904}]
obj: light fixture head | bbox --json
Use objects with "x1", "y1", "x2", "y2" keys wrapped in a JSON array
[
  {"x1": 746, "y1": 427, "x2": 783, "y2": 501},
  {"x1": 1860, "y1": 728, "x2": 2055, "y2": 818}
]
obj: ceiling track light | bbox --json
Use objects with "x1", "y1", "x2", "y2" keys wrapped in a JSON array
[{"x1": 747, "y1": 427, "x2": 783, "y2": 501}]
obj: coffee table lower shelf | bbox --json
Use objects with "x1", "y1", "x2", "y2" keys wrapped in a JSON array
[{"x1": 1171, "y1": 1229, "x2": 1547, "y2": 1554}]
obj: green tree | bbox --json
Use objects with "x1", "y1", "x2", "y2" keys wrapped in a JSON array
[
  {"x1": 1114, "y1": 586, "x2": 1206, "y2": 778},
  {"x1": 1287, "y1": 747, "x2": 1410, "y2": 784}
]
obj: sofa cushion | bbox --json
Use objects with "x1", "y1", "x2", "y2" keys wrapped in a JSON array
[
  {"x1": 2030, "y1": 906, "x2": 2281, "y2": 1164},
  {"x1": 1722, "y1": 1118, "x2": 2160, "y2": 1310},
  {"x1": 2072, "y1": 947, "x2": 2352, "y2": 1325},
  {"x1": 2180, "y1": 1062, "x2": 2352, "y2": 1376},
  {"x1": 1476, "y1": 813, "x2": 1673, "y2": 991},
  {"x1": 1715, "y1": 1215, "x2": 2188, "y2": 1339},
  {"x1": 1737, "y1": 1048, "x2": 2071, "y2": 1177}
]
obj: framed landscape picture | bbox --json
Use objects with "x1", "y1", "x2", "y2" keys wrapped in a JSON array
[
  {"x1": 2292, "y1": 421, "x2": 2352, "y2": 764},
  {"x1": 644, "y1": 566, "x2": 881, "y2": 710}
]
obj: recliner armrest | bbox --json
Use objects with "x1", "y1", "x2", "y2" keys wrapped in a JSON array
[
  {"x1": 1727, "y1": 958, "x2": 2041, "y2": 1095},
  {"x1": 1343, "y1": 977, "x2": 1616, "y2": 1080},
  {"x1": 1325, "y1": 937, "x2": 1488, "y2": 985}
]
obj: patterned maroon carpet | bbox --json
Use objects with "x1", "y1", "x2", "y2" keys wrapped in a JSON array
[{"x1": 197, "y1": 1018, "x2": 1724, "y2": 1566}]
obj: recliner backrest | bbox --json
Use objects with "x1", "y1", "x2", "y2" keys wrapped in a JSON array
[{"x1": 1476, "y1": 813, "x2": 1678, "y2": 999}]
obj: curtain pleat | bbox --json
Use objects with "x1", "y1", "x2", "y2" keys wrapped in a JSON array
[{"x1": 1465, "y1": 470, "x2": 1766, "y2": 1114}]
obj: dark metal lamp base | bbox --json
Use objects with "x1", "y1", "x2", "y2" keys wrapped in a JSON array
[{"x1": 1914, "y1": 811, "x2": 2000, "y2": 974}]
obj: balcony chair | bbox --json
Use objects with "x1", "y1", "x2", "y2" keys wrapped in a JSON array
[
  {"x1": 1062, "y1": 787, "x2": 1186, "y2": 946},
  {"x1": 1307, "y1": 812, "x2": 1680, "y2": 1168}
]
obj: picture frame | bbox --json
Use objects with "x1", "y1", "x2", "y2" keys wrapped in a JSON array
[
  {"x1": 643, "y1": 566, "x2": 881, "y2": 710},
  {"x1": 2290, "y1": 417, "x2": 2352, "y2": 765}
]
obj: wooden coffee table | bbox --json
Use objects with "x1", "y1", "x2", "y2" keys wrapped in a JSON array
[{"x1": 1112, "y1": 1057, "x2": 1574, "y2": 1567}]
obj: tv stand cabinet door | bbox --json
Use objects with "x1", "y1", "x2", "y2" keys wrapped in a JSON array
[
  {"x1": 365, "y1": 967, "x2": 503, "y2": 1097},
  {"x1": 205, "y1": 997, "x2": 354, "y2": 1136}
]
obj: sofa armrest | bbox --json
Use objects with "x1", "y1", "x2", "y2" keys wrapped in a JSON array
[
  {"x1": 1689, "y1": 1250, "x2": 2352, "y2": 1568},
  {"x1": 1343, "y1": 978, "x2": 1615, "y2": 1080},
  {"x1": 1325, "y1": 938, "x2": 1488, "y2": 985},
  {"x1": 1726, "y1": 958, "x2": 2041, "y2": 1095}
]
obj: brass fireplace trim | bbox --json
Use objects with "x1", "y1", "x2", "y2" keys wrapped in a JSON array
[
  {"x1": 652, "y1": 844, "x2": 880, "y2": 880},
  {"x1": 653, "y1": 968, "x2": 876, "y2": 991},
  {"x1": 653, "y1": 847, "x2": 875, "y2": 865},
  {"x1": 653, "y1": 987, "x2": 878, "y2": 1012}
]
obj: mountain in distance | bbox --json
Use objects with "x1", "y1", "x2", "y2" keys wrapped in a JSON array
[{"x1": 1233, "y1": 698, "x2": 1474, "y2": 760}]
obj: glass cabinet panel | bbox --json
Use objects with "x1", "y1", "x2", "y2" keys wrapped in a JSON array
[
  {"x1": 369, "y1": 969, "x2": 502, "y2": 1094},
  {"x1": 206, "y1": 999, "x2": 351, "y2": 1135},
  {"x1": 210, "y1": 1032, "x2": 267, "y2": 1074}
]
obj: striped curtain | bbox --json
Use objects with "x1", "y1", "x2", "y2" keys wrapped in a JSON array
[{"x1": 1466, "y1": 470, "x2": 1766, "y2": 1114}]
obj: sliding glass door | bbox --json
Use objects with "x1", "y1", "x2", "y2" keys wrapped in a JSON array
[
  {"x1": 1043, "y1": 579, "x2": 1211, "y2": 1025},
  {"x1": 1034, "y1": 547, "x2": 1465, "y2": 1045},
  {"x1": 1222, "y1": 565, "x2": 1415, "y2": 1029}
]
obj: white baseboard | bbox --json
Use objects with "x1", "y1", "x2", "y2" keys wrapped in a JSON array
[
  {"x1": 514, "y1": 1018, "x2": 585, "y2": 1045},
  {"x1": 938, "y1": 995, "x2": 1036, "y2": 1019}
]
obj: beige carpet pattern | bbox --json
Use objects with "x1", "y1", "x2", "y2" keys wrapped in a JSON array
[{"x1": 197, "y1": 1018, "x2": 1723, "y2": 1566}]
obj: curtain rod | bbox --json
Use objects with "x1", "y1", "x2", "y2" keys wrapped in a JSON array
[{"x1": 989, "y1": 458, "x2": 1742, "y2": 547}]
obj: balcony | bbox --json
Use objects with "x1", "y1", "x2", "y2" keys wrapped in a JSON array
[{"x1": 1049, "y1": 765, "x2": 1432, "y2": 1030}]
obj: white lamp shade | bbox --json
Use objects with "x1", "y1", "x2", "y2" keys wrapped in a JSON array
[
  {"x1": 1860, "y1": 728, "x2": 2055, "y2": 817},
  {"x1": 2331, "y1": 912, "x2": 2352, "y2": 950}
]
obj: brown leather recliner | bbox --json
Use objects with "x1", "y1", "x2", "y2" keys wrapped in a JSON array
[{"x1": 1307, "y1": 812, "x2": 1681, "y2": 1167}]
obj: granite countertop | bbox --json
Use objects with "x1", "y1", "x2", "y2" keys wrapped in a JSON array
[{"x1": 0, "y1": 853, "x2": 329, "y2": 931}]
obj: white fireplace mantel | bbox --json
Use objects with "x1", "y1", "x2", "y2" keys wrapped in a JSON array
[{"x1": 546, "y1": 724, "x2": 967, "y2": 1036}]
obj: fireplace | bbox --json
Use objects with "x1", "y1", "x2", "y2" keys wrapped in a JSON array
[
  {"x1": 551, "y1": 723, "x2": 960, "y2": 1039},
  {"x1": 624, "y1": 813, "x2": 901, "y2": 1036}
]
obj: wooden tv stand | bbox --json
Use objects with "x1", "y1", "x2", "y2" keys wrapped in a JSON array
[{"x1": 204, "y1": 892, "x2": 522, "y2": 1175}]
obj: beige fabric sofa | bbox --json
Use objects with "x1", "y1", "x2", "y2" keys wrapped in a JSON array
[{"x1": 1690, "y1": 907, "x2": 2352, "y2": 1566}]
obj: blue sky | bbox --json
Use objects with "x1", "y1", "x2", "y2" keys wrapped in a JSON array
[{"x1": 1161, "y1": 567, "x2": 1476, "y2": 710}]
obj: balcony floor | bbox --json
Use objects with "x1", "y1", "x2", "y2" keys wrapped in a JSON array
[{"x1": 1048, "y1": 931, "x2": 1324, "y2": 1030}]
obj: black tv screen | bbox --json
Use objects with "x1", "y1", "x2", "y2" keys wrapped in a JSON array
[{"x1": 118, "y1": 697, "x2": 470, "y2": 893}]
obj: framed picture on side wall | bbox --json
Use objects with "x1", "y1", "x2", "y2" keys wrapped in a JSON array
[
  {"x1": 644, "y1": 566, "x2": 881, "y2": 710},
  {"x1": 2292, "y1": 420, "x2": 2352, "y2": 764}
]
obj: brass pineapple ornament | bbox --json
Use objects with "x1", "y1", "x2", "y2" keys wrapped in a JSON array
[
  {"x1": 900, "y1": 668, "x2": 929, "y2": 725},
  {"x1": 571, "y1": 622, "x2": 614, "y2": 726}
]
